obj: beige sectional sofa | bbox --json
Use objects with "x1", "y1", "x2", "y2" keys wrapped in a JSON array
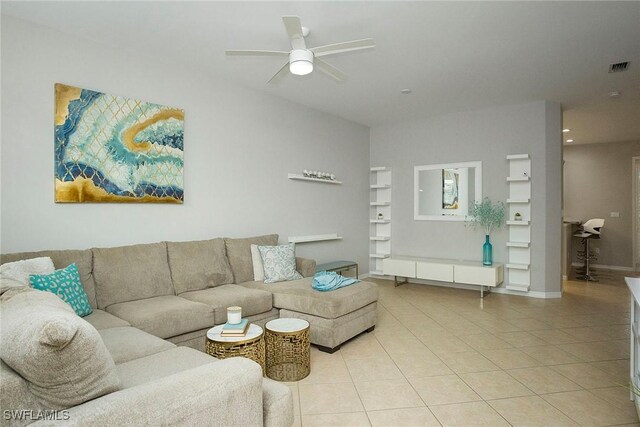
[{"x1": 0, "y1": 234, "x2": 379, "y2": 426}]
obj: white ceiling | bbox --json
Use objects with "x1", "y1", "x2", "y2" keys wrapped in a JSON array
[{"x1": 2, "y1": 1, "x2": 640, "y2": 144}]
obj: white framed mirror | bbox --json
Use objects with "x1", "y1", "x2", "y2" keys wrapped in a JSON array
[{"x1": 414, "y1": 161, "x2": 482, "y2": 221}]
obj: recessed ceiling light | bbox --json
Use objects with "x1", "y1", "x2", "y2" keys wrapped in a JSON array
[
  {"x1": 566, "y1": 139, "x2": 574, "y2": 143},
  {"x1": 401, "y1": 89, "x2": 412, "y2": 94},
  {"x1": 562, "y1": 128, "x2": 571, "y2": 133}
]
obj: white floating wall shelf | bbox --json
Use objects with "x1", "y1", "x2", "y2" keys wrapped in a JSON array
[
  {"x1": 370, "y1": 253, "x2": 390, "y2": 259},
  {"x1": 288, "y1": 173, "x2": 342, "y2": 184},
  {"x1": 288, "y1": 233, "x2": 342, "y2": 243},
  {"x1": 506, "y1": 263, "x2": 530, "y2": 270},
  {"x1": 507, "y1": 220, "x2": 530, "y2": 226},
  {"x1": 507, "y1": 242, "x2": 530, "y2": 248}
]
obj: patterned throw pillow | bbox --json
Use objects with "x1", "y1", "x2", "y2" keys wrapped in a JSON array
[
  {"x1": 257, "y1": 244, "x2": 303, "y2": 284},
  {"x1": 29, "y1": 263, "x2": 93, "y2": 317}
]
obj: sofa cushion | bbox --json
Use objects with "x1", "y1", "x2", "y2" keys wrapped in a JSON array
[
  {"x1": 1, "y1": 249, "x2": 96, "y2": 308},
  {"x1": 180, "y1": 284, "x2": 273, "y2": 324},
  {"x1": 99, "y1": 326, "x2": 176, "y2": 364},
  {"x1": 92, "y1": 242, "x2": 174, "y2": 309},
  {"x1": 225, "y1": 234, "x2": 278, "y2": 284},
  {"x1": 116, "y1": 347, "x2": 216, "y2": 389},
  {"x1": 106, "y1": 295, "x2": 215, "y2": 339},
  {"x1": 242, "y1": 277, "x2": 379, "y2": 319},
  {"x1": 0, "y1": 289, "x2": 120, "y2": 408},
  {"x1": 30, "y1": 263, "x2": 93, "y2": 317},
  {"x1": 84, "y1": 309, "x2": 131, "y2": 330},
  {"x1": 167, "y1": 238, "x2": 234, "y2": 294}
]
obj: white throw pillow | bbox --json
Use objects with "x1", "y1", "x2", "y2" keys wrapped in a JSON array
[
  {"x1": 250, "y1": 244, "x2": 265, "y2": 282},
  {"x1": 0, "y1": 257, "x2": 55, "y2": 285},
  {"x1": 258, "y1": 243, "x2": 303, "y2": 284}
]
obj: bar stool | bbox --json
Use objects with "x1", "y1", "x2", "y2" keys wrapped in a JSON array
[{"x1": 573, "y1": 218, "x2": 604, "y2": 282}]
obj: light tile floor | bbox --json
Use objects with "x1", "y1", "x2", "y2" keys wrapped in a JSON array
[{"x1": 288, "y1": 272, "x2": 640, "y2": 426}]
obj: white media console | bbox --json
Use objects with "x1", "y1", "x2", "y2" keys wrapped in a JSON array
[{"x1": 382, "y1": 256, "x2": 504, "y2": 298}]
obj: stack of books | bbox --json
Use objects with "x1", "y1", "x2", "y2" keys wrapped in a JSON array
[{"x1": 220, "y1": 319, "x2": 249, "y2": 337}]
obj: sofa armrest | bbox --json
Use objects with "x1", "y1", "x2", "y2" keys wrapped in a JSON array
[
  {"x1": 296, "y1": 257, "x2": 316, "y2": 278},
  {"x1": 33, "y1": 358, "x2": 263, "y2": 427}
]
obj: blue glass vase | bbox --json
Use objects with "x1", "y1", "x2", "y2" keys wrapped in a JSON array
[{"x1": 483, "y1": 235, "x2": 493, "y2": 266}]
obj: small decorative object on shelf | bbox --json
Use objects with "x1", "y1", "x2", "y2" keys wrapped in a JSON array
[
  {"x1": 377, "y1": 213, "x2": 383, "y2": 220},
  {"x1": 514, "y1": 212, "x2": 522, "y2": 221},
  {"x1": 468, "y1": 197, "x2": 505, "y2": 266},
  {"x1": 302, "y1": 170, "x2": 336, "y2": 181},
  {"x1": 227, "y1": 306, "x2": 242, "y2": 324}
]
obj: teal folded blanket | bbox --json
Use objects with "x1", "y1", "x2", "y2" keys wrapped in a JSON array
[{"x1": 312, "y1": 271, "x2": 360, "y2": 292}]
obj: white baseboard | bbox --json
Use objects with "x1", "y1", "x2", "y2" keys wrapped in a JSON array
[
  {"x1": 571, "y1": 262, "x2": 635, "y2": 272},
  {"x1": 369, "y1": 276, "x2": 561, "y2": 299}
]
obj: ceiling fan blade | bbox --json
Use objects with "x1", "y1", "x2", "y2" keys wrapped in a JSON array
[
  {"x1": 314, "y1": 58, "x2": 347, "y2": 83},
  {"x1": 226, "y1": 50, "x2": 289, "y2": 57},
  {"x1": 267, "y1": 62, "x2": 291, "y2": 84},
  {"x1": 282, "y1": 16, "x2": 306, "y2": 50},
  {"x1": 311, "y1": 39, "x2": 375, "y2": 57}
]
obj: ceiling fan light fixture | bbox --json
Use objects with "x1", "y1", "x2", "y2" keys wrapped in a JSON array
[{"x1": 289, "y1": 49, "x2": 314, "y2": 76}]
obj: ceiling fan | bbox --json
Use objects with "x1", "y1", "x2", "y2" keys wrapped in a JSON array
[{"x1": 225, "y1": 16, "x2": 375, "y2": 84}]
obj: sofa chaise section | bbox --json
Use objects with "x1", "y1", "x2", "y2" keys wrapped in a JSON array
[{"x1": 242, "y1": 277, "x2": 379, "y2": 352}]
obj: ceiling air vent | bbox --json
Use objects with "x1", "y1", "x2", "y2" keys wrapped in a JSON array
[{"x1": 609, "y1": 61, "x2": 630, "y2": 73}]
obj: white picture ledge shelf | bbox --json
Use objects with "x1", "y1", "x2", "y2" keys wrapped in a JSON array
[
  {"x1": 288, "y1": 173, "x2": 342, "y2": 185},
  {"x1": 506, "y1": 263, "x2": 530, "y2": 270},
  {"x1": 288, "y1": 233, "x2": 342, "y2": 243}
]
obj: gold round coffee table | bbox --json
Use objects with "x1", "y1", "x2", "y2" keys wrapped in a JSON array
[
  {"x1": 265, "y1": 318, "x2": 310, "y2": 381},
  {"x1": 205, "y1": 324, "x2": 265, "y2": 374}
]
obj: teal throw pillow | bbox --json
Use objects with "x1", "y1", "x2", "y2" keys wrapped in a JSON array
[
  {"x1": 29, "y1": 263, "x2": 93, "y2": 317},
  {"x1": 258, "y1": 243, "x2": 303, "y2": 284}
]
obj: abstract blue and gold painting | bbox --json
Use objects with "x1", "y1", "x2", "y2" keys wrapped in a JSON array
[{"x1": 54, "y1": 83, "x2": 184, "y2": 203}]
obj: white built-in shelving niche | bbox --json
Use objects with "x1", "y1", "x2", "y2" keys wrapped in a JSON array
[
  {"x1": 506, "y1": 154, "x2": 531, "y2": 292},
  {"x1": 370, "y1": 167, "x2": 391, "y2": 275}
]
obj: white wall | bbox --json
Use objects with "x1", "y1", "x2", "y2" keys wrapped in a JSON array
[
  {"x1": 0, "y1": 15, "x2": 370, "y2": 270},
  {"x1": 564, "y1": 140, "x2": 640, "y2": 269},
  {"x1": 370, "y1": 101, "x2": 563, "y2": 295}
]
